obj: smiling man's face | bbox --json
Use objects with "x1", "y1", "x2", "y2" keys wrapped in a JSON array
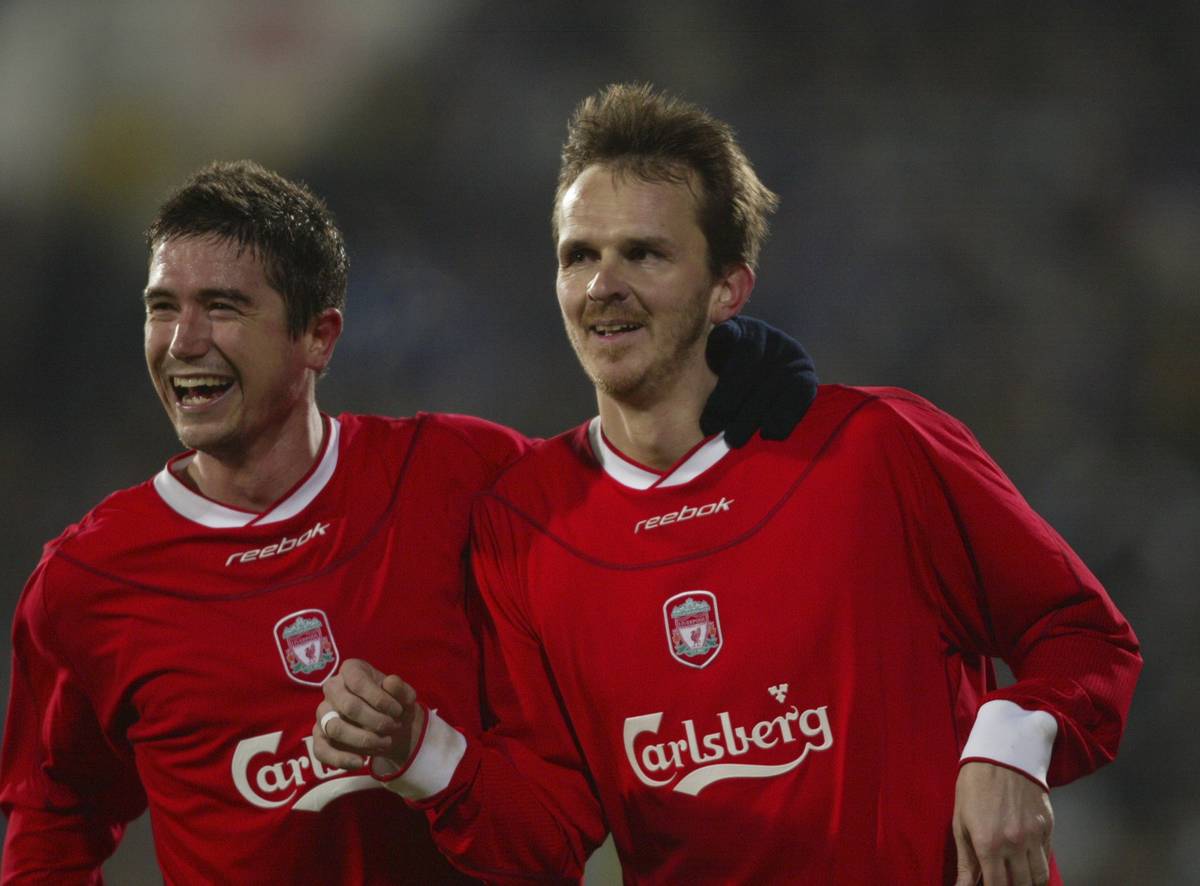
[
  {"x1": 143, "y1": 235, "x2": 313, "y2": 458},
  {"x1": 555, "y1": 164, "x2": 733, "y2": 408}
]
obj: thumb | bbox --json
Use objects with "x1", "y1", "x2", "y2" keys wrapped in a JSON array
[{"x1": 953, "y1": 823, "x2": 980, "y2": 886}]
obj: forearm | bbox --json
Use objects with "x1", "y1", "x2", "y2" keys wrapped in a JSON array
[
  {"x1": 981, "y1": 603, "x2": 1142, "y2": 785},
  {"x1": 381, "y1": 711, "x2": 603, "y2": 884},
  {"x1": 1, "y1": 805, "x2": 121, "y2": 885},
  {"x1": 896, "y1": 395, "x2": 1143, "y2": 784}
]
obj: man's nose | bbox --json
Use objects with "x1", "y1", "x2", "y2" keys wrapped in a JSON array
[
  {"x1": 168, "y1": 305, "x2": 211, "y2": 360},
  {"x1": 586, "y1": 260, "x2": 629, "y2": 303}
]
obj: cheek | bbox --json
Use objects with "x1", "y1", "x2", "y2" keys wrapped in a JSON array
[
  {"x1": 556, "y1": 278, "x2": 578, "y2": 315},
  {"x1": 144, "y1": 324, "x2": 167, "y2": 362},
  {"x1": 704, "y1": 286, "x2": 728, "y2": 323}
]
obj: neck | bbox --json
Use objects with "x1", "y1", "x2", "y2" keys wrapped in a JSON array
[
  {"x1": 597, "y1": 364, "x2": 718, "y2": 473},
  {"x1": 185, "y1": 404, "x2": 326, "y2": 512}
]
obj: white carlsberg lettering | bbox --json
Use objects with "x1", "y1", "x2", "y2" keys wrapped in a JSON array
[
  {"x1": 226, "y1": 521, "x2": 331, "y2": 567},
  {"x1": 624, "y1": 703, "x2": 832, "y2": 797},
  {"x1": 634, "y1": 497, "x2": 733, "y2": 533},
  {"x1": 231, "y1": 730, "x2": 381, "y2": 811}
]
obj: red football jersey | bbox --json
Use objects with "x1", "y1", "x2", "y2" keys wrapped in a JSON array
[
  {"x1": 0, "y1": 412, "x2": 528, "y2": 884},
  {"x1": 397, "y1": 386, "x2": 1140, "y2": 884}
]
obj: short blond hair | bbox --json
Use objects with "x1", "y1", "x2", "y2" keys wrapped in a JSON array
[{"x1": 555, "y1": 83, "x2": 778, "y2": 273}]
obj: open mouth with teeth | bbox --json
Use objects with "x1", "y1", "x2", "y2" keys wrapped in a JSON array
[
  {"x1": 591, "y1": 321, "x2": 644, "y2": 337},
  {"x1": 171, "y1": 375, "x2": 235, "y2": 406}
]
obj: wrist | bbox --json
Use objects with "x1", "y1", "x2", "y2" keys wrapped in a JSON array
[
  {"x1": 376, "y1": 707, "x2": 468, "y2": 800},
  {"x1": 960, "y1": 699, "x2": 1058, "y2": 790},
  {"x1": 368, "y1": 703, "x2": 430, "y2": 783}
]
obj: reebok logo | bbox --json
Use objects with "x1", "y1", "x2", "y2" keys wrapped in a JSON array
[
  {"x1": 634, "y1": 497, "x2": 732, "y2": 533},
  {"x1": 226, "y1": 521, "x2": 331, "y2": 567}
]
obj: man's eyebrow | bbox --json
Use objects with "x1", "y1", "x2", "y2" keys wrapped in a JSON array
[
  {"x1": 622, "y1": 235, "x2": 673, "y2": 251},
  {"x1": 558, "y1": 237, "x2": 590, "y2": 254},
  {"x1": 199, "y1": 288, "x2": 253, "y2": 304},
  {"x1": 141, "y1": 288, "x2": 253, "y2": 304},
  {"x1": 558, "y1": 235, "x2": 675, "y2": 253}
]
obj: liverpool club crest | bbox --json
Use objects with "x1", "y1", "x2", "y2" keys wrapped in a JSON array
[
  {"x1": 273, "y1": 609, "x2": 340, "y2": 686},
  {"x1": 663, "y1": 591, "x2": 723, "y2": 669}
]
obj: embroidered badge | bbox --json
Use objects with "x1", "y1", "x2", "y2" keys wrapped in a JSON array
[
  {"x1": 274, "y1": 609, "x2": 340, "y2": 686},
  {"x1": 663, "y1": 591, "x2": 723, "y2": 668}
]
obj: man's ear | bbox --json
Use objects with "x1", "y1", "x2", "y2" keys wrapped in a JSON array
[
  {"x1": 306, "y1": 308, "x2": 343, "y2": 373},
  {"x1": 709, "y1": 263, "x2": 755, "y2": 325}
]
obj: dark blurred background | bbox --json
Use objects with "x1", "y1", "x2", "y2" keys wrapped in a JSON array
[{"x1": 1, "y1": 2, "x2": 1194, "y2": 882}]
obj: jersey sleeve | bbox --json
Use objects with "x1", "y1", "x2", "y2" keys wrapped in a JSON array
[
  {"x1": 381, "y1": 491, "x2": 608, "y2": 884},
  {"x1": 421, "y1": 413, "x2": 534, "y2": 489},
  {"x1": 886, "y1": 395, "x2": 1142, "y2": 788},
  {"x1": 1, "y1": 559, "x2": 147, "y2": 883}
]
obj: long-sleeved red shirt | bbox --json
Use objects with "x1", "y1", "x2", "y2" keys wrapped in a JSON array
[
  {"x1": 1, "y1": 413, "x2": 528, "y2": 884},
  {"x1": 391, "y1": 386, "x2": 1141, "y2": 884}
]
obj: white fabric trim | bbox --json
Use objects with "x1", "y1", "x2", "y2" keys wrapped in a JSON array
[
  {"x1": 152, "y1": 417, "x2": 340, "y2": 529},
  {"x1": 153, "y1": 463, "x2": 256, "y2": 528},
  {"x1": 658, "y1": 433, "x2": 730, "y2": 488},
  {"x1": 588, "y1": 416, "x2": 731, "y2": 491},
  {"x1": 960, "y1": 699, "x2": 1058, "y2": 788},
  {"x1": 382, "y1": 709, "x2": 468, "y2": 801},
  {"x1": 588, "y1": 418, "x2": 659, "y2": 489},
  {"x1": 256, "y1": 418, "x2": 340, "y2": 526}
]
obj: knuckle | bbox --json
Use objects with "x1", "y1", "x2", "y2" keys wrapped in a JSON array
[
  {"x1": 978, "y1": 833, "x2": 1013, "y2": 858},
  {"x1": 1002, "y1": 820, "x2": 1033, "y2": 846}
]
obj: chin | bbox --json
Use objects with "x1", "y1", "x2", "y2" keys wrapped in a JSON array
[
  {"x1": 174, "y1": 422, "x2": 237, "y2": 455},
  {"x1": 595, "y1": 376, "x2": 665, "y2": 407},
  {"x1": 579, "y1": 353, "x2": 639, "y2": 391},
  {"x1": 588, "y1": 366, "x2": 641, "y2": 398}
]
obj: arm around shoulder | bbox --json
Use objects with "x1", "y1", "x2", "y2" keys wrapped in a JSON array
[{"x1": 389, "y1": 492, "x2": 607, "y2": 883}]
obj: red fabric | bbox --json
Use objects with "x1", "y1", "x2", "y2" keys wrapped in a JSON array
[
  {"x1": 422, "y1": 385, "x2": 1139, "y2": 884},
  {"x1": 1, "y1": 413, "x2": 528, "y2": 884}
]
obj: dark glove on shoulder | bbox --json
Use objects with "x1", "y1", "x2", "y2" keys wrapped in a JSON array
[{"x1": 701, "y1": 315, "x2": 818, "y2": 448}]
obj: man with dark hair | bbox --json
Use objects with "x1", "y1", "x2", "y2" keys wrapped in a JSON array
[
  {"x1": 316, "y1": 84, "x2": 1140, "y2": 885},
  {"x1": 146, "y1": 161, "x2": 349, "y2": 337},
  {"x1": 0, "y1": 158, "x2": 817, "y2": 881}
]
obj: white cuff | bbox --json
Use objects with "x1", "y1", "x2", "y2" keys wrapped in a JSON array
[
  {"x1": 960, "y1": 699, "x2": 1058, "y2": 789},
  {"x1": 381, "y1": 709, "x2": 468, "y2": 801}
]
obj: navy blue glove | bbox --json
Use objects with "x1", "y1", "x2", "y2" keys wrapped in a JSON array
[{"x1": 701, "y1": 316, "x2": 818, "y2": 447}]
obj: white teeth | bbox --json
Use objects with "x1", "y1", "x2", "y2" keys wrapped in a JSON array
[
  {"x1": 171, "y1": 375, "x2": 234, "y2": 405},
  {"x1": 593, "y1": 323, "x2": 641, "y2": 335},
  {"x1": 173, "y1": 375, "x2": 232, "y2": 388}
]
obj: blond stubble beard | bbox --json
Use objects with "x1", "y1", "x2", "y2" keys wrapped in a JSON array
[{"x1": 566, "y1": 292, "x2": 711, "y2": 403}]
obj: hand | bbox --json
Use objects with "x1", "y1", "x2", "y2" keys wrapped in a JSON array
[
  {"x1": 312, "y1": 658, "x2": 426, "y2": 774},
  {"x1": 701, "y1": 315, "x2": 818, "y2": 448},
  {"x1": 953, "y1": 761, "x2": 1054, "y2": 886}
]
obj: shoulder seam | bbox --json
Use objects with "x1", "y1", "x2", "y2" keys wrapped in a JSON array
[
  {"x1": 478, "y1": 395, "x2": 879, "y2": 571},
  {"x1": 26, "y1": 553, "x2": 105, "y2": 720},
  {"x1": 46, "y1": 418, "x2": 430, "y2": 604},
  {"x1": 419, "y1": 414, "x2": 529, "y2": 484}
]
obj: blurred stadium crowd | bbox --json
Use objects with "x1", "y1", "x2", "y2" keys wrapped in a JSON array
[{"x1": 1, "y1": 1, "x2": 1195, "y2": 882}]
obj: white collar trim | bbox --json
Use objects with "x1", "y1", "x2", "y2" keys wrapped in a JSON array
[
  {"x1": 587, "y1": 416, "x2": 730, "y2": 491},
  {"x1": 153, "y1": 417, "x2": 341, "y2": 528}
]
